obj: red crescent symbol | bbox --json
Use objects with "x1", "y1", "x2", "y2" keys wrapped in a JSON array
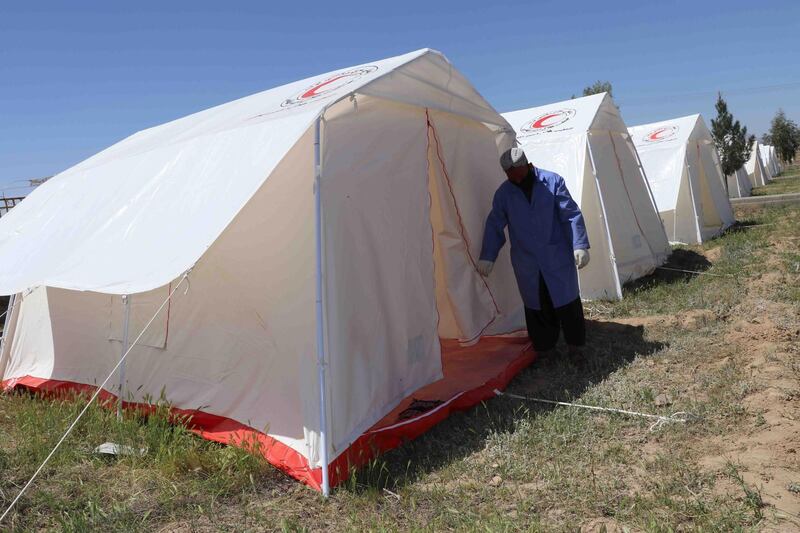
[
  {"x1": 649, "y1": 128, "x2": 670, "y2": 140},
  {"x1": 532, "y1": 112, "x2": 562, "y2": 129},
  {"x1": 301, "y1": 75, "x2": 348, "y2": 99}
]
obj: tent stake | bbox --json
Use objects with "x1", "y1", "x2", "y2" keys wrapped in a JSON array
[
  {"x1": 313, "y1": 115, "x2": 331, "y2": 497},
  {"x1": 117, "y1": 294, "x2": 131, "y2": 420}
]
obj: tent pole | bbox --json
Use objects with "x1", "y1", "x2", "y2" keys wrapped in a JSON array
[
  {"x1": 117, "y1": 294, "x2": 131, "y2": 420},
  {"x1": 313, "y1": 115, "x2": 331, "y2": 497},
  {"x1": 586, "y1": 135, "x2": 623, "y2": 300},
  {"x1": 0, "y1": 294, "x2": 17, "y2": 362}
]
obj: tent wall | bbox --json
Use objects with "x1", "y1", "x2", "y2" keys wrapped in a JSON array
[
  {"x1": 424, "y1": 109, "x2": 522, "y2": 336},
  {"x1": 319, "y1": 97, "x2": 444, "y2": 458},
  {"x1": 1, "y1": 127, "x2": 322, "y2": 464},
  {"x1": 588, "y1": 131, "x2": 669, "y2": 283},
  {"x1": 726, "y1": 167, "x2": 752, "y2": 198},
  {"x1": 577, "y1": 145, "x2": 621, "y2": 300},
  {"x1": 745, "y1": 143, "x2": 768, "y2": 188}
]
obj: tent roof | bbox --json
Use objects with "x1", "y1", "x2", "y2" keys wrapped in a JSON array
[
  {"x1": 628, "y1": 114, "x2": 707, "y2": 152},
  {"x1": 0, "y1": 48, "x2": 511, "y2": 296},
  {"x1": 501, "y1": 93, "x2": 608, "y2": 142}
]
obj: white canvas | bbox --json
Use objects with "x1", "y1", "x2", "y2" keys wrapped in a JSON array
[
  {"x1": 726, "y1": 167, "x2": 752, "y2": 198},
  {"x1": 629, "y1": 115, "x2": 735, "y2": 244},
  {"x1": 745, "y1": 141, "x2": 769, "y2": 188}
]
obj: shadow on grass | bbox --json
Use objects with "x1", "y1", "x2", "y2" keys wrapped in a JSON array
[
  {"x1": 343, "y1": 320, "x2": 665, "y2": 492},
  {"x1": 622, "y1": 249, "x2": 712, "y2": 294}
]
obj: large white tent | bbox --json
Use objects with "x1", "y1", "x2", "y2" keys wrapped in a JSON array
[
  {"x1": 629, "y1": 115, "x2": 735, "y2": 245},
  {"x1": 0, "y1": 49, "x2": 532, "y2": 493},
  {"x1": 502, "y1": 93, "x2": 670, "y2": 301},
  {"x1": 745, "y1": 141, "x2": 770, "y2": 188},
  {"x1": 726, "y1": 166, "x2": 752, "y2": 198}
]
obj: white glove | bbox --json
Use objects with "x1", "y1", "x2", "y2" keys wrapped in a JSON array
[
  {"x1": 574, "y1": 249, "x2": 590, "y2": 269},
  {"x1": 477, "y1": 260, "x2": 494, "y2": 277}
]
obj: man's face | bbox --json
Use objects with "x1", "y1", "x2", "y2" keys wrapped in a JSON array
[{"x1": 504, "y1": 164, "x2": 529, "y2": 184}]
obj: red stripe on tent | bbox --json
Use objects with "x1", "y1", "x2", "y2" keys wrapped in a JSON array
[{"x1": 1, "y1": 336, "x2": 534, "y2": 492}]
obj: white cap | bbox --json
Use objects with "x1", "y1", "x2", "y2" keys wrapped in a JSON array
[{"x1": 500, "y1": 147, "x2": 528, "y2": 171}]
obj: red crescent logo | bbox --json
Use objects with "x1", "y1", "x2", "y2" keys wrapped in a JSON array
[
  {"x1": 643, "y1": 125, "x2": 678, "y2": 143},
  {"x1": 300, "y1": 75, "x2": 348, "y2": 100},
  {"x1": 532, "y1": 112, "x2": 562, "y2": 129},
  {"x1": 519, "y1": 108, "x2": 576, "y2": 135},
  {"x1": 278, "y1": 65, "x2": 379, "y2": 110},
  {"x1": 649, "y1": 128, "x2": 669, "y2": 140}
]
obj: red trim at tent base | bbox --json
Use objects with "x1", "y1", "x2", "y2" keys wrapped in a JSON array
[{"x1": 1, "y1": 335, "x2": 535, "y2": 492}]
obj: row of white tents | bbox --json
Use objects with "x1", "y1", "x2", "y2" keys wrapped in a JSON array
[{"x1": 0, "y1": 48, "x2": 783, "y2": 494}]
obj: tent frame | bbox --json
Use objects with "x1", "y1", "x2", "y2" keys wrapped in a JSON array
[{"x1": 313, "y1": 115, "x2": 331, "y2": 497}]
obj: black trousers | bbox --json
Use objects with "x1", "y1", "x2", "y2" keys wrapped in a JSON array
[{"x1": 525, "y1": 274, "x2": 586, "y2": 351}]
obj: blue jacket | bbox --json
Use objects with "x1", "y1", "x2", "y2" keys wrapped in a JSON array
[{"x1": 479, "y1": 167, "x2": 589, "y2": 310}]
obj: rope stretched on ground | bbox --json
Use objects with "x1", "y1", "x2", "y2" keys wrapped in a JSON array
[
  {"x1": 494, "y1": 389, "x2": 698, "y2": 432},
  {"x1": 655, "y1": 266, "x2": 734, "y2": 278},
  {"x1": 0, "y1": 271, "x2": 192, "y2": 525}
]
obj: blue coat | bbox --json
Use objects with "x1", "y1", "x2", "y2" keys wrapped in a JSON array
[{"x1": 479, "y1": 167, "x2": 589, "y2": 310}]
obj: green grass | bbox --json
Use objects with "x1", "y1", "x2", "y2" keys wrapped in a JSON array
[
  {"x1": 1, "y1": 203, "x2": 799, "y2": 531},
  {"x1": 751, "y1": 161, "x2": 800, "y2": 197}
]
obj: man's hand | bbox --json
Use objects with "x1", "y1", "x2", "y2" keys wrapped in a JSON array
[
  {"x1": 574, "y1": 249, "x2": 590, "y2": 269},
  {"x1": 477, "y1": 260, "x2": 494, "y2": 277}
]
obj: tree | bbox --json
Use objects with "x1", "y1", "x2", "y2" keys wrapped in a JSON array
[
  {"x1": 710, "y1": 93, "x2": 754, "y2": 189},
  {"x1": 582, "y1": 81, "x2": 612, "y2": 97},
  {"x1": 767, "y1": 109, "x2": 800, "y2": 163}
]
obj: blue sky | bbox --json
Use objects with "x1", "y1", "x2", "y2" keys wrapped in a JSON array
[{"x1": 2, "y1": 1, "x2": 798, "y2": 195}]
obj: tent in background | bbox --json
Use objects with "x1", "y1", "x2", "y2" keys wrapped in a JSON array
[
  {"x1": 502, "y1": 93, "x2": 670, "y2": 301},
  {"x1": 0, "y1": 49, "x2": 532, "y2": 494},
  {"x1": 745, "y1": 141, "x2": 769, "y2": 188},
  {"x1": 726, "y1": 167, "x2": 752, "y2": 198},
  {"x1": 763, "y1": 144, "x2": 781, "y2": 176},
  {"x1": 629, "y1": 114, "x2": 735, "y2": 245},
  {"x1": 758, "y1": 144, "x2": 775, "y2": 182}
]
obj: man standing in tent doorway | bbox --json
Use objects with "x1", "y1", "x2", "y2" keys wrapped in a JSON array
[{"x1": 477, "y1": 147, "x2": 590, "y2": 362}]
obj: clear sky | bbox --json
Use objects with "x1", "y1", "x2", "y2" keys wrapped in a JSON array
[{"x1": 2, "y1": 0, "x2": 798, "y2": 195}]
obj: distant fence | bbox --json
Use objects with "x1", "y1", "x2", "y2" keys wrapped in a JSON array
[{"x1": 0, "y1": 196, "x2": 24, "y2": 218}]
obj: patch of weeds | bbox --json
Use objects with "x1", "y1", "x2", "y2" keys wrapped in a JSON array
[{"x1": 725, "y1": 463, "x2": 766, "y2": 523}]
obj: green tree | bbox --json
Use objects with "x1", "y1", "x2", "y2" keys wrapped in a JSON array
[
  {"x1": 710, "y1": 93, "x2": 754, "y2": 188},
  {"x1": 582, "y1": 81, "x2": 612, "y2": 97},
  {"x1": 767, "y1": 109, "x2": 800, "y2": 163}
]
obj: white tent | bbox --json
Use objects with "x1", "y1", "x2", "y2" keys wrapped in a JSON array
[
  {"x1": 761, "y1": 144, "x2": 781, "y2": 176},
  {"x1": 745, "y1": 141, "x2": 769, "y2": 188},
  {"x1": 726, "y1": 166, "x2": 752, "y2": 198},
  {"x1": 502, "y1": 93, "x2": 670, "y2": 301},
  {"x1": 758, "y1": 144, "x2": 775, "y2": 182},
  {"x1": 629, "y1": 114, "x2": 735, "y2": 245},
  {"x1": 0, "y1": 49, "x2": 531, "y2": 493}
]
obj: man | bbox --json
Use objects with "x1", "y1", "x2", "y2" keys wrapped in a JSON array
[{"x1": 477, "y1": 147, "x2": 590, "y2": 361}]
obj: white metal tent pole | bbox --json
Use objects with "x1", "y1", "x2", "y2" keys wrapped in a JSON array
[
  {"x1": 585, "y1": 135, "x2": 623, "y2": 299},
  {"x1": 117, "y1": 294, "x2": 131, "y2": 419},
  {"x1": 313, "y1": 115, "x2": 331, "y2": 497},
  {"x1": 0, "y1": 294, "x2": 17, "y2": 361}
]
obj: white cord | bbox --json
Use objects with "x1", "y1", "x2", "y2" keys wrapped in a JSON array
[
  {"x1": 494, "y1": 389, "x2": 698, "y2": 432},
  {"x1": 0, "y1": 271, "x2": 192, "y2": 524},
  {"x1": 655, "y1": 266, "x2": 733, "y2": 278}
]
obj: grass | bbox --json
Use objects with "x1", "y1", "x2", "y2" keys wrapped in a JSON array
[
  {"x1": 1, "y1": 182, "x2": 799, "y2": 530},
  {"x1": 751, "y1": 161, "x2": 800, "y2": 197}
]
